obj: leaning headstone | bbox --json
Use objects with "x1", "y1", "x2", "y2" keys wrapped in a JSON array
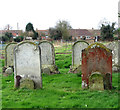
[
  {"x1": 14, "y1": 41, "x2": 42, "y2": 89},
  {"x1": 5, "y1": 42, "x2": 17, "y2": 68},
  {"x1": 81, "y1": 42, "x2": 112, "y2": 90},
  {"x1": 39, "y1": 40, "x2": 59, "y2": 74},
  {"x1": 69, "y1": 41, "x2": 89, "y2": 73},
  {"x1": 107, "y1": 41, "x2": 120, "y2": 72}
]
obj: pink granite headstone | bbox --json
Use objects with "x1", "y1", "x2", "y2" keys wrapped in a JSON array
[{"x1": 81, "y1": 43, "x2": 112, "y2": 90}]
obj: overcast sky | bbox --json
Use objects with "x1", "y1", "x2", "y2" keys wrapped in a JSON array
[{"x1": 0, "y1": 0, "x2": 119, "y2": 30}]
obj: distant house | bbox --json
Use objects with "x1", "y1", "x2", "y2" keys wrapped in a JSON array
[
  {"x1": 87, "y1": 29, "x2": 101, "y2": 37},
  {"x1": 0, "y1": 30, "x2": 22, "y2": 38},
  {"x1": 87, "y1": 29, "x2": 101, "y2": 41},
  {"x1": 35, "y1": 29, "x2": 101, "y2": 41},
  {"x1": 36, "y1": 30, "x2": 49, "y2": 40},
  {"x1": 69, "y1": 29, "x2": 93, "y2": 40}
]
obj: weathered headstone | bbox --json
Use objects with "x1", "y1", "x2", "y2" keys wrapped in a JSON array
[
  {"x1": 107, "y1": 41, "x2": 120, "y2": 72},
  {"x1": 69, "y1": 41, "x2": 89, "y2": 73},
  {"x1": 14, "y1": 41, "x2": 42, "y2": 89},
  {"x1": 118, "y1": 40, "x2": 120, "y2": 72},
  {"x1": 89, "y1": 72, "x2": 104, "y2": 90},
  {"x1": 5, "y1": 43, "x2": 17, "y2": 68},
  {"x1": 20, "y1": 79, "x2": 35, "y2": 89},
  {"x1": 81, "y1": 42, "x2": 112, "y2": 90},
  {"x1": 39, "y1": 40, "x2": 59, "y2": 74}
]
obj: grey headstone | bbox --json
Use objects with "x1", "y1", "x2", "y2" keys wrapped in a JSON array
[
  {"x1": 39, "y1": 40, "x2": 59, "y2": 74},
  {"x1": 69, "y1": 41, "x2": 89, "y2": 73},
  {"x1": 14, "y1": 41, "x2": 42, "y2": 89},
  {"x1": 5, "y1": 43, "x2": 17, "y2": 67},
  {"x1": 107, "y1": 41, "x2": 120, "y2": 72}
]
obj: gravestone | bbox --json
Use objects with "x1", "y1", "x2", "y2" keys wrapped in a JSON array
[
  {"x1": 107, "y1": 41, "x2": 120, "y2": 72},
  {"x1": 89, "y1": 72, "x2": 104, "y2": 90},
  {"x1": 14, "y1": 41, "x2": 42, "y2": 89},
  {"x1": 5, "y1": 43, "x2": 17, "y2": 68},
  {"x1": 39, "y1": 40, "x2": 59, "y2": 74},
  {"x1": 118, "y1": 41, "x2": 120, "y2": 72},
  {"x1": 69, "y1": 41, "x2": 89, "y2": 73},
  {"x1": 81, "y1": 42, "x2": 112, "y2": 90}
]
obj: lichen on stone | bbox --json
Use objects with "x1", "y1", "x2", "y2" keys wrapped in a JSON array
[
  {"x1": 20, "y1": 78, "x2": 35, "y2": 89},
  {"x1": 85, "y1": 42, "x2": 111, "y2": 53}
]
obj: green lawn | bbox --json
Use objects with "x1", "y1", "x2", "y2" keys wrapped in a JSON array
[{"x1": 1, "y1": 42, "x2": 120, "y2": 109}]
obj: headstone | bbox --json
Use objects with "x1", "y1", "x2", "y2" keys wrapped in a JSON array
[
  {"x1": 103, "y1": 73, "x2": 112, "y2": 90},
  {"x1": 5, "y1": 67, "x2": 13, "y2": 75},
  {"x1": 118, "y1": 41, "x2": 120, "y2": 72},
  {"x1": 81, "y1": 42, "x2": 112, "y2": 90},
  {"x1": 14, "y1": 41, "x2": 42, "y2": 89},
  {"x1": 69, "y1": 41, "x2": 89, "y2": 73},
  {"x1": 39, "y1": 40, "x2": 59, "y2": 74},
  {"x1": 5, "y1": 43, "x2": 17, "y2": 67},
  {"x1": 107, "y1": 41, "x2": 120, "y2": 72},
  {"x1": 89, "y1": 72, "x2": 104, "y2": 90}
]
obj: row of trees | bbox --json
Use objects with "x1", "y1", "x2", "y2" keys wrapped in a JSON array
[{"x1": 1, "y1": 19, "x2": 120, "y2": 43}]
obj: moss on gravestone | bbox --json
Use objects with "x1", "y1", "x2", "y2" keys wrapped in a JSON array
[
  {"x1": 89, "y1": 72, "x2": 104, "y2": 91},
  {"x1": 20, "y1": 78, "x2": 35, "y2": 89}
]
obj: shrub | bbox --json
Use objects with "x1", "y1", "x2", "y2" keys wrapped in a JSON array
[
  {"x1": 14, "y1": 36, "x2": 24, "y2": 42},
  {"x1": 2, "y1": 36, "x2": 9, "y2": 42},
  {"x1": 114, "y1": 37, "x2": 119, "y2": 40}
]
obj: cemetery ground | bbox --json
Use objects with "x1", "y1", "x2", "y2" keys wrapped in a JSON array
[{"x1": 0, "y1": 42, "x2": 120, "y2": 108}]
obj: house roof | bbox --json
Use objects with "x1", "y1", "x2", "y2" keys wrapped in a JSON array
[
  {"x1": 70, "y1": 29, "x2": 93, "y2": 37},
  {"x1": 87, "y1": 29, "x2": 101, "y2": 36},
  {"x1": 36, "y1": 30, "x2": 48, "y2": 33}
]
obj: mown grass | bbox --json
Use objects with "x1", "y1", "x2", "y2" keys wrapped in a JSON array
[
  {"x1": 55, "y1": 44, "x2": 72, "y2": 54},
  {"x1": 1, "y1": 43, "x2": 120, "y2": 109}
]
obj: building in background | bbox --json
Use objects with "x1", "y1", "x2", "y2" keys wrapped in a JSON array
[
  {"x1": 69, "y1": 29, "x2": 92, "y2": 40},
  {"x1": 0, "y1": 30, "x2": 22, "y2": 37},
  {"x1": 69, "y1": 29, "x2": 101, "y2": 41},
  {"x1": 36, "y1": 30, "x2": 49, "y2": 40}
]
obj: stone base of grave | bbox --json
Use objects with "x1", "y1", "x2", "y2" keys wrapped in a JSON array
[
  {"x1": 20, "y1": 78, "x2": 35, "y2": 89},
  {"x1": 69, "y1": 65, "x2": 81, "y2": 74},
  {"x1": 42, "y1": 65, "x2": 60, "y2": 74},
  {"x1": 112, "y1": 65, "x2": 120, "y2": 72}
]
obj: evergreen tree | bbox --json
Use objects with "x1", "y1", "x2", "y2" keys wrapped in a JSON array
[
  {"x1": 100, "y1": 22, "x2": 115, "y2": 41},
  {"x1": 25, "y1": 22, "x2": 38, "y2": 40}
]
